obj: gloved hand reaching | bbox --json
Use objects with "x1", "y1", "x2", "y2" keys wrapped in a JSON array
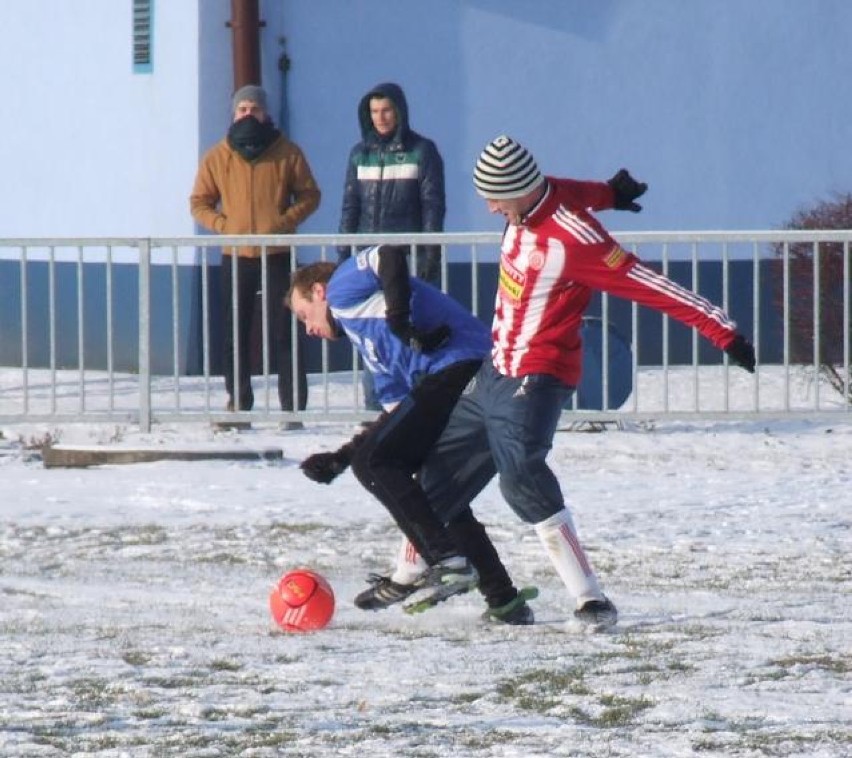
[
  {"x1": 407, "y1": 324, "x2": 451, "y2": 352},
  {"x1": 724, "y1": 333, "x2": 756, "y2": 373},
  {"x1": 387, "y1": 314, "x2": 451, "y2": 353},
  {"x1": 300, "y1": 413, "x2": 388, "y2": 485},
  {"x1": 300, "y1": 449, "x2": 351, "y2": 484},
  {"x1": 607, "y1": 169, "x2": 648, "y2": 212}
]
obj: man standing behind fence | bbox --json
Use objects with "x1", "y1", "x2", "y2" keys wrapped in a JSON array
[
  {"x1": 190, "y1": 84, "x2": 321, "y2": 419},
  {"x1": 338, "y1": 82, "x2": 446, "y2": 410}
]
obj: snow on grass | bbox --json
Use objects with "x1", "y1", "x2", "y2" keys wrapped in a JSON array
[{"x1": 0, "y1": 370, "x2": 850, "y2": 756}]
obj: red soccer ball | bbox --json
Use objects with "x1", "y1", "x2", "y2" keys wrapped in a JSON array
[{"x1": 269, "y1": 568, "x2": 335, "y2": 633}]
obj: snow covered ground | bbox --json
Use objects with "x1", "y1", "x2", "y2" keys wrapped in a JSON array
[{"x1": 0, "y1": 369, "x2": 850, "y2": 757}]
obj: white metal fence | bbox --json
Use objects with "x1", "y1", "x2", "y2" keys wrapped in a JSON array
[{"x1": 1, "y1": 231, "x2": 850, "y2": 430}]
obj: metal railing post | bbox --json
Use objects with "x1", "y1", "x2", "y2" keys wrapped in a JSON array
[{"x1": 138, "y1": 238, "x2": 152, "y2": 432}]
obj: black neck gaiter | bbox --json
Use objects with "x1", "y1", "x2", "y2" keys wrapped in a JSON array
[{"x1": 227, "y1": 116, "x2": 278, "y2": 161}]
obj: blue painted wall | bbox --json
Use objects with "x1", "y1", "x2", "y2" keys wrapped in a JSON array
[
  {"x1": 1, "y1": 1, "x2": 846, "y2": 385},
  {"x1": 2, "y1": 1, "x2": 849, "y2": 238},
  {"x1": 274, "y1": 1, "x2": 852, "y2": 238}
]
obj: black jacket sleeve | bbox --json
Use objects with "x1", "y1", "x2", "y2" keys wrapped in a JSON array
[
  {"x1": 419, "y1": 140, "x2": 446, "y2": 234},
  {"x1": 338, "y1": 146, "x2": 362, "y2": 260},
  {"x1": 377, "y1": 245, "x2": 413, "y2": 338}
]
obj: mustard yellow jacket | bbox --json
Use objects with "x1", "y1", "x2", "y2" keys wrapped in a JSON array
[{"x1": 190, "y1": 134, "x2": 321, "y2": 258}]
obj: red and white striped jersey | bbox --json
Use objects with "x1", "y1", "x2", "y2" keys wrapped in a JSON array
[{"x1": 491, "y1": 177, "x2": 738, "y2": 385}]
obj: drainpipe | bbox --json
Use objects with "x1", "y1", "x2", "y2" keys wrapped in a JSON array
[
  {"x1": 277, "y1": 37, "x2": 291, "y2": 135},
  {"x1": 228, "y1": 0, "x2": 263, "y2": 89}
]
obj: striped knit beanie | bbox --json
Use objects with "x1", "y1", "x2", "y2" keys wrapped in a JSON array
[{"x1": 473, "y1": 135, "x2": 545, "y2": 199}]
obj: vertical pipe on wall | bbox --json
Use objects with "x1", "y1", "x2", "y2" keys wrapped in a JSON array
[
  {"x1": 278, "y1": 37, "x2": 291, "y2": 135},
  {"x1": 229, "y1": 0, "x2": 263, "y2": 89}
]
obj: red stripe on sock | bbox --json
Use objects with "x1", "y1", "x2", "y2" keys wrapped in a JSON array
[
  {"x1": 559, "y1": 523, "x2": 593, "y2": 576},
  {"x1": 405, "y1": 540, "x2": 420, "y2": 565}
]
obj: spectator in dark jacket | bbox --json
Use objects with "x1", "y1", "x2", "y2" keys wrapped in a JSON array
[
  {"x1": 338, "y1": 82, "x2": 446, "y2": 279},
  {"x1": 338, "y1": 82, "x2": 447, "y2": 410}
]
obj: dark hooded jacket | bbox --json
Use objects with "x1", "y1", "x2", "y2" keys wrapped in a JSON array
[{"x1": 338, "y1": 82, "x2": 445, "y2": 276}]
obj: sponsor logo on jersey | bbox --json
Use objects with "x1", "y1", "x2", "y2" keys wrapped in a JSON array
[
  {"x1": 498, "y1": 256, "x2": 524, "y2": 303},
  {"x1": 604, "y1": 244, "x2": 628, "y2": 268}
]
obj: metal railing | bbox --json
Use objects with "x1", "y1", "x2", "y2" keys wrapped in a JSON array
[{"x1": 1, "y1": 231, "x2": 850, "y2": 430}]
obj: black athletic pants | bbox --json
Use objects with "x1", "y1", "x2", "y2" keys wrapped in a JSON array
[{"x1": 350, "y1": 360, "x2": 518, "y2": 608}]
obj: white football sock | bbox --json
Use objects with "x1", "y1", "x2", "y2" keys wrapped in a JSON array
[
  {"x1": 534, "y1": 509, "x2": 603, "y2": 608},
  {"x1": 390, "y1": 537, "x2": 428, "y2": 585}
]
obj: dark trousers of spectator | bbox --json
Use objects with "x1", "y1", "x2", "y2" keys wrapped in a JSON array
[{"x1": 220, "y1": 253, "x2": 307, "y2": 411}]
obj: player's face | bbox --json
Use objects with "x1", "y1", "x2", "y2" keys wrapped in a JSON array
[
  {"x1": 290, "y1": 285, "x2": 338, "y2": 340},
  {"x1": 369, "y1": 97, "x2": 397, "y2": 136},
  {"x1": 486, "y1": 197, "x2": 525, "y2": 226},
  {"x1": 233, "y1": 99, "x2": 266, "y2": 122}
]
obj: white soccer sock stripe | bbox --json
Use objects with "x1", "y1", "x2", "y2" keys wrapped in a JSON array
[{"x1": 534, "y1": 509, "x2": 603, "y2": 607}]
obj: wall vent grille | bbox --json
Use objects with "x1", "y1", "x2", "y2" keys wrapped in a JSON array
[{"x1": 133, "y1": 0, "x2": 153, "y2": 72}]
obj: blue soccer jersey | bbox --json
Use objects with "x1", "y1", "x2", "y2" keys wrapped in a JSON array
[{"x1": 326, "y1": 247, "x2": 490, "y2": 407}]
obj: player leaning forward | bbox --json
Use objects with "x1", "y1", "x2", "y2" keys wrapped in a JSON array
[
  {"x1": 288, "y1": 246, "x2": 536, "y2": 623},
  {"x1": 414, "y1": 136, "x2": 756, "y2": 631}
]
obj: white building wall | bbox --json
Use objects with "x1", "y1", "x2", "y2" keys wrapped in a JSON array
[
  {"x1": 1, "y1": 0, "x2": 201, "y2": 237},
  {"x1": 3, "y1": 1, "x2": 852, "y2": 241}
]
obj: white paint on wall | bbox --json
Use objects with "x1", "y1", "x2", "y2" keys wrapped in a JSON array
[
  {"x1": 1, "y1": 0, "x2": 201, "y2": 237},
  {"x1": 2, "y1": 0, "x2": 852, "y2": 242}
]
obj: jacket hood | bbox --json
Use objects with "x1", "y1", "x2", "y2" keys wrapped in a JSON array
[{"x1": 358, "y1": 82, "x2": 410, "y2": 144}]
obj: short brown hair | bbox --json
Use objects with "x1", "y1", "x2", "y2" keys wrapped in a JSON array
[{"x1": 286, "y1": 261, "x2": 338, "y2": 307}]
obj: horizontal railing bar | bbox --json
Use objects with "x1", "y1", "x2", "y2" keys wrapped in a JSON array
[{"x1": 5, "y1": 229, "x2": 852, "y2": 249}]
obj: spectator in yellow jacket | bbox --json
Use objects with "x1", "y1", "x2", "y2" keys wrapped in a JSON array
[{"x1": 191, "y1": 84, "x2": 320, "y2": 418}]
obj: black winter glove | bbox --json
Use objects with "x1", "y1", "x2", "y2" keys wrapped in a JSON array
[
  {"x1": 407, "y1": 324, "x2": 451, "y2": 353},
  {"x1": 607, "y1": 169, "x2": 648, "y2": 212},
  {"x1": 387, "y1": 313, "x2": 451, "y2": 353},
  {"x1": 300, "y1": 450, "x2": 351, "y2": 484},
  {"x1": 299, "y1": 414, "x2": 388, "y2": 485},
  {"x1": 724, "y1": 333, "x2": 756, "y2": 373}
]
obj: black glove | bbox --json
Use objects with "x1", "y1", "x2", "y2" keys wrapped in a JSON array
[
  {"x1": 724, "y1": 334, "x2": 756, "y2": 373},
  {"x1": 299, "y1": 413, "x2": 389, "y2": 485},
  {"x1": 300, "y1": 450, "x2": 350, "y2": 484},
  {"x1": 408, "y1": 324, "x2": 451, "y2": 353},
  {"x1": 387, "y1": 313, "x2": 451, "y2": 353},
  {"x1": 607, "y1": 169, "x2": 647, "y2": 212}
]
